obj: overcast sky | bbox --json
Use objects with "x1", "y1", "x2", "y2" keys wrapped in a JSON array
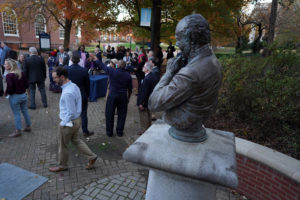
[{"x1": 247, "y1": 0, "x2": 272, "y2": 13}]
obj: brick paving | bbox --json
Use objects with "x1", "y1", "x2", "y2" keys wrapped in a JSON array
[
  {"x1": 63, "y1": 172, "x2": 147, "y2": 200},
  {"x1": 0, "y1": 75, "x2": 244, "y2": 200}
]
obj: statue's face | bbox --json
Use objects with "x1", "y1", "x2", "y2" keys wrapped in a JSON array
[{"x1": 175, "y1": 19, "x2": 190, "y2": 58}]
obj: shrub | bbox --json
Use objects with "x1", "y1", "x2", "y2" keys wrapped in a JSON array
[{"x1": 218, "y1": 51, "x2": 300, "y2": 157}]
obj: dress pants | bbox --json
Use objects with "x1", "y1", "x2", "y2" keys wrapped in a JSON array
[
  {"x1": 58, "y1": 117, "x2": 97, "y2": 168},
  {"x1": 105, "y1": 92, "x2": 128, "y2": 136},
  {"x1": 29, "y1": 81, "x2": 47, "y2": 108},
  {"x1": 139, "y1": 107, "x2": 152, "y2": 132},
  {"x1": 81, "y1": 95, "x2": 89, "y2": 133}
]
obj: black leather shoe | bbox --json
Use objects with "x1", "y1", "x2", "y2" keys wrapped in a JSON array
[
  {"x1": 28, "y1": 106, "x2": 36, "y2": 110},
  {"x1": 117, "y1": 131, "x2": 124, "y2": 137},
  {"x1": 23, "y1": 126, "x2": 31, "y2": 132},
  {"x1": 137, "y1": 131, "x2": 144, "y2": 135},
  {"x1": 83, "y1": 131, "x2": 94, "y2": 137}
]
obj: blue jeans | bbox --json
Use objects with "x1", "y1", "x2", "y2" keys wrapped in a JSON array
[{"x1": 9, "y1": 93, "x2": 31, "y2": 130}]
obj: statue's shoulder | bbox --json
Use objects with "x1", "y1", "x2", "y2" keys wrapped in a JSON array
[
  {"x1": 179, "y1": 53, "x2": 221, "y2": 82},
  {"x1": 185, "y1": 55, "x2": 211, "y2": 70}
]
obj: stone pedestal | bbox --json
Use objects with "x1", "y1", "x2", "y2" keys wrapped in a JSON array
[{"x1": 123, "y1": 120, "x2": 238, "y2": 200}]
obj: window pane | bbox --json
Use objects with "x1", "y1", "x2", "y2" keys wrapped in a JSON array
[
  {"x1": 35, "y1": 15, "x2": 46, "y2": 37},
  {"x1": 3, "y1": 11, "x2": 18, "y2": 35},
  {"x1": 59, "y1": 26, "x2": 64, "y2": 39}
]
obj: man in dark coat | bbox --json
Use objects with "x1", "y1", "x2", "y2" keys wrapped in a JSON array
[
  {"x1": 94, "y1": 57, "x2": 132, "y2": 137},
  {"x1": 148, "y1": 56, "x2": 160, "y2": 83},
  {"x1": 166, "y1": 42, "x2": 176, "y2": 59},
  {"x1": 157, "y1": 46, "x2": 164, "y2": 66},
  {"x1": 24, "y1": 47, "x2": 47, "y2": 109},
  {"x1": 95, "y1": 47, "x2": 102, "y2": 62},
  {"x1": 66, "y1": 51, "x2": 94, "y2": 137},
  {"x1": 135, "y1": 47, "x2": 147, "y2": 92},
  {"x1": 137, "y1": 61, "x2": 159, "y2": 134}
]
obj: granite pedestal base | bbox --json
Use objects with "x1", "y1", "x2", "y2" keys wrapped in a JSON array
[
  {"x1": 146, "y1": 169, "x2": 216, "y2": 200},
  {"x1": 123, "y1": 120, "x2": 238, "y2": 200}
]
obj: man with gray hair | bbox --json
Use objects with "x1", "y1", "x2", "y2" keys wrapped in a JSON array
[
  {"x1": 56, "y1": 45, "x2": 69, "y2": 66},
  {"x1": 137, "y1": 61, "x2": 159, "y2": 135},
  {"x1": 24, "y1": 47, "x2": 47, "y2": 109}
]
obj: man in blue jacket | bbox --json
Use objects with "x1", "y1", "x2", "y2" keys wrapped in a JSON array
[
  {"x1": 0, "y1": 42, "x2": 11, "y2": 96},
  {"x1": 94, "y1": 57, "x2": 132, "y2": 137},
  {"x1": 66, "y1": 51, "x2": 94, "y2": 137}
]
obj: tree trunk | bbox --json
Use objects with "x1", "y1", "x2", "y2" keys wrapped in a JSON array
[
  {"x1": 252, "y1": 23, "x2": 263, "y2": 54},
  {"x1": 235, "y1": 36, "x2": 242, "y2": 54},
  {"x1": 263, "y1": 0, "x2": 278, "y2": 56},
  {"x1": 64, "y1": 18, "x2": 73, "y2": 50},
  {"x1": 151, "y1": 0, "x2": 162, "y2": 56},
  {"x1": 235, "y1": 13, "x2": 242, "y2": 54}
]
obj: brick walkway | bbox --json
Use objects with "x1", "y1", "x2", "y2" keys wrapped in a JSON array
[
  {"x1": 0, "y1": 76, "x2": 244, "y2": 200},
  {"x1": 63, "y1": 172, "x2": 147, "y2": 200}
]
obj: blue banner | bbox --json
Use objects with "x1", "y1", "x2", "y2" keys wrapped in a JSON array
[{"x1": 140, "y1": 8, "x2": 151, "y2": 27}]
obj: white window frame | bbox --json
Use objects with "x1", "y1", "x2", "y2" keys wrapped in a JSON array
[
  {"x1": 76, "y1": 26, "x2": 81, "y2": 38},
  {"x1": 2, "y1": 9, "x2": 19, "y2": 37},
  {"x1": 59, "y1": 26, "x2": 64, "y2": 40},
  {"x1": 35, "y1": 14, "x2": 47, "y2": 38}
]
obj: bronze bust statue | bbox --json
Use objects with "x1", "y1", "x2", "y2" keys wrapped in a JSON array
[{"x1": 148, "y1": 14, "x2": 222, "y2": 142}]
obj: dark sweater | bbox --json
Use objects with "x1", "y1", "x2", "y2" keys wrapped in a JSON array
[{"x1": 6, "y1": 72, "x2": 28, "y2": 95}]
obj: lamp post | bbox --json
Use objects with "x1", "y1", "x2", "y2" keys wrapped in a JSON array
[{"x1": 129, "y1": 33, "x2": 132, "y2": 50}]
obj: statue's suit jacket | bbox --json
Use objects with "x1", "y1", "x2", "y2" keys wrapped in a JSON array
[{"x1": 148, "y1": 44, "x2": 222, "y2": 130}]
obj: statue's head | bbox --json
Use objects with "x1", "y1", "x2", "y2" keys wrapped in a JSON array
[{"x1": 175, "y1": 14, "x2": 211, "y2": 58}]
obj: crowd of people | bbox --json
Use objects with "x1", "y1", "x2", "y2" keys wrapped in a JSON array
[{"x1": 0, "y1": 41, "x2": 177, "y2": 171}]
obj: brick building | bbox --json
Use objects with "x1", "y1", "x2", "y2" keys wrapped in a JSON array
[{"x1": 0, "y1": 1, "x2": 80, "y2": 51}]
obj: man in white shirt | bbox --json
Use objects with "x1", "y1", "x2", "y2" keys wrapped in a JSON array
[{"x1": 49, "y1": 67, "x2": 97, "y2": 172}]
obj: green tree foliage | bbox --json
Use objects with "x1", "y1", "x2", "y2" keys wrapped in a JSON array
[{"x1": 117, "y1": 0, "x2": 250, "y2": 44}]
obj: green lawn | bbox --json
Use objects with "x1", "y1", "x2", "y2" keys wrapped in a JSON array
[{"x1": 214, "y1": 47, "x2": 235, "y2": 54}]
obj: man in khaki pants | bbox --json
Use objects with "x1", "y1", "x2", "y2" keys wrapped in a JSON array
[{"x1": 49, "y1": 67, "x2": 97, "y2": 172}]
